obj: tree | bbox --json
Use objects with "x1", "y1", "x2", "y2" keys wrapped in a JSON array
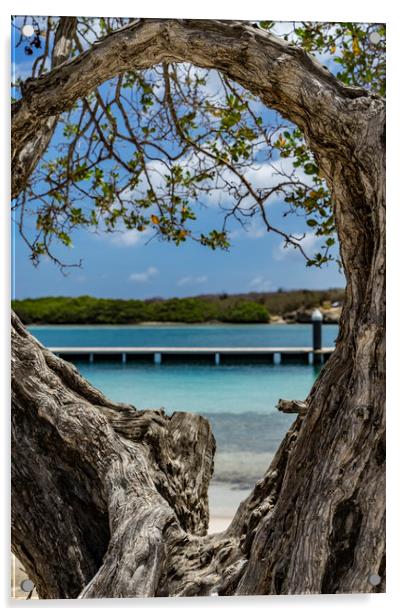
[{"x1": 11, "y1": 18, "x2": 385, "y2": 597}]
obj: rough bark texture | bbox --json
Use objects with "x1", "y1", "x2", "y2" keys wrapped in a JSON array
[
  {"x1": 12, "y1": 17, "x2": 77, "y2": 199},
  {"x1": 11, "y1": 19, "x2": 385, "y2": 597}
]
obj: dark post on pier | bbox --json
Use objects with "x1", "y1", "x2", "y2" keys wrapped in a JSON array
[{"x1": 312, "y1": 308, "x2": 323, "y2": 364}]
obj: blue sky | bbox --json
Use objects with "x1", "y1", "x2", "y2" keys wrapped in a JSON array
[
  {"x1": 13, "y1": 213, "x2": 344, "y2": 299},
  {"x1": 12, "y1": 18, "x2": 345, "y2": 300}
]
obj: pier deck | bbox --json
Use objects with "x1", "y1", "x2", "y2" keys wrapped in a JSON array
[{"x1": 50, "y1": 346, "x2": 335, "y2": 365}]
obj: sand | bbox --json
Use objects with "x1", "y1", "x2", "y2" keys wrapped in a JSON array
[{"x1": 208, "y1": 481, "x2": 251, "y2": 533}]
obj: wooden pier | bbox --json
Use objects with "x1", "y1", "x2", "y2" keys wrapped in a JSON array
[{"x1": 50, "y1": 346, "x2": 335, "y2": 365}]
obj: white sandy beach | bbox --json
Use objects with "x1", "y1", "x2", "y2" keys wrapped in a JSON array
[{"x1": 208, "y1": 481, "x2": 251, "y2": 533}]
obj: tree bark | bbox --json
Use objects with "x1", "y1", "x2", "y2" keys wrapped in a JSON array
[
  {"x1": 12, "y1": 17, "x2": 77, "y2": 199},
  {"x1": 11, "y1": 19, "x2": 385, "y2": 597}
]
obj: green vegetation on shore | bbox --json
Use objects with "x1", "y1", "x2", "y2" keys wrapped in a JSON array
[{"x1": 12, "y1": 289, "x2": 344, "y2": 325}]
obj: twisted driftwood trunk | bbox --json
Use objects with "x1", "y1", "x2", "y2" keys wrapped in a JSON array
[{"x1": 11, "y1": 19, "x2": 385, "y2": 597}]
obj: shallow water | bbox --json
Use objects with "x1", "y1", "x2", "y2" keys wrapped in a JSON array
[
  {"x1": 59, "y1": 360, "x2": 319, "y2": 485},
  {"x1": 29, "y1": 322, "x2": 338, "y2": 348},
  {"x1": 30, "y1": 324, "x2": 329, "y2": 485}
]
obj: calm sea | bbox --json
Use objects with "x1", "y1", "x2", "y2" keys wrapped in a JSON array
[
  {"x1": 30, "y1": 324, "x2": 338, "y2": 486},
  {"x1": 29, "y1": 322, "x2": 338, "y2": 348}
]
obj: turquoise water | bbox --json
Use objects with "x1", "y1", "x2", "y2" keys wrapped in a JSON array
[
  {"x1": 71, "y1": 360, "x2": 319, "y2": 483},
  {"x1": 72, "y1": 361, "x2": 319, "y2": 416},
  {"x1": 29, "y1": 323, "x2": 338, "y2": 348},
  {"x1": 30, "y1": 324, "x2": 330, "y2": 485}
]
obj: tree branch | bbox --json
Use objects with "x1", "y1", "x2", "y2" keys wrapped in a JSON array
[
  {"x1": 12, "y1": 17, "x2": 78, "y2": 199},
  {"x1": 12, "y1": 18, "x2": 379, "y2": 199}
]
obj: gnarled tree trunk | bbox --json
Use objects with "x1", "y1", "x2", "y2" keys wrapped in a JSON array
[{"x1": 11, "y1": 19, "x2": 385, "y2": 597}]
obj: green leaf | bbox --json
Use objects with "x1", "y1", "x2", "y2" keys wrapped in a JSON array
[{"x1": 304, "y1": 163, "x2": 319, "y2": 175}]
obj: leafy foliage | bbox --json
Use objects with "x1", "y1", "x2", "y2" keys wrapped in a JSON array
[
  {"x1": 11, "y1": 18, "x2": 385, "y2": 269},
  {"x1": 259, "y1": 21, "x2": 385, "y2": 267},
  {"x1": 12, "y1": 288, "x2": 345, "y2": 325},
  {"x1": 12, "y1": 295, "x2": 270, "y2": 324},
  {"x1": 221, "y1": 301, "x2": 270, "y2": 324}
]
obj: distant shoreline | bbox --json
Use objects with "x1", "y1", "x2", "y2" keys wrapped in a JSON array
[
  {"x1": 13, "y1": 289, "x2": 343, "y2": 326},
  {"x1": 27, "y1": 320, "x2": 337, "y2": 328}
]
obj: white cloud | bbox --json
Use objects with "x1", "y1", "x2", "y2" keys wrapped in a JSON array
[
  {"x1": 271, "y1": 22, "x2": 298, "y2": 40},
  {"x1": 270, "y1": 22, "x2": 340, "y2": 72},
  {"x1": 248, "y1": 276, "x2": 273, "y2": 292},
  {"x1": 110, "y1": 228, "x2": 151, "y2": 247},
  {"x1": 228, "y1": 218, "x2": 266, "y2": 241},
  {"x1": 300, "y1": 232, "x2": 322, "y2": 253},
  {"x1": 273, "y1": 231, "x2": 320, "y2": 261},
  {"x1": 175, "y1": 64, "x2": 225, "y2": 101},
  {"x1": 177, "y1": 275, "x2": 208, "y2": 287},
  {"x1": 246, "y1": 220, "x2": 266, "y2": 239},
  {"x1": 129, "y1": 266, "x2": 158, "y2": 283},
  {"x1": 245, "y1": 156, "x2": 311, "y2": 188}
]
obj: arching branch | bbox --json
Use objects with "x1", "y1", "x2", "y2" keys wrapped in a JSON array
[
  {"x1": 11, "y1": 18, "x2": 385, "y2": 598},
  {"x1": 12, "y1": 18, "x2": 378, "y2": 200}
]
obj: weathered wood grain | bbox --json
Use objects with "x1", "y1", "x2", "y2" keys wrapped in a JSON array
[{"x1": 11, "y1": 18, "x2": 385, "y2": 597}]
